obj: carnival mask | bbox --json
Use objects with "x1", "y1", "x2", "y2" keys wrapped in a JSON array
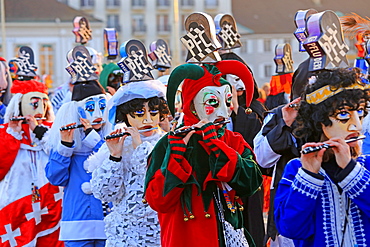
[
  {"x1": 226, "y1": 74, "x2": 245, "y2": 93},
  {"x1": 322, "y1": 103, "x2": 365, "y2": 145},
  {"x1": 193, "y1": 85, "x2": 232, "y2": 123},
  {"x1": 126, "y1": 101, "x2": 160, "y2": 137},
  {"x1": 21, "y1": 92, "x2": 49, "y2": 119},
  {"x1": 77, "y1": 94, "x2": 107, "y2": 128}
]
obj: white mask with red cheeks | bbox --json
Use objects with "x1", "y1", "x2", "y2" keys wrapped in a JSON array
[{"x1": 193, "y1": 85, "x2": 232, "y2": 123}]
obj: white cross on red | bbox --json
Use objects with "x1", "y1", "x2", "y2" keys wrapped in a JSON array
[
  {"x1": 1, "y1": 224, "x2": 21, "y2": 247},
  {"x1": 25, "y1": 202, "x2": 49, "y2": 225},
  {"x1": 54, "y1": 187, "x2": 63, "y2": 202}
]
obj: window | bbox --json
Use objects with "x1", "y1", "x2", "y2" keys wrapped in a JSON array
[
  {"x1": 106, "y1": 0, "x2": 120, "y2": 7},
  {"x1": 240, "y1": 39, "x2": 248, "y2": 54},
  {"x1": 132, "y1": 15, "x2": 146, "y2": 33},
  {"x1": 107, "y1": 14, "x2": 121, "y2": 31},
  {"x1": 132, "y1": 0, "x2": 145, "y2": 7},
  {"x1": 181, "y1": 0, "x2": 194, "y2": 7},
  {"x1": 264, "y1": 64, "x2": 273, "y2": 78},
  {"x1": 80, "y1": 0, "x2": 94, "y2": 7},
  {"x1": 39, "y1": 44, "x2": 55, "y2": 88},
  {"x1": 157, "y1": 14, "x2": 170, "y2": 32},
  {"x1": 58, "y1": 0, "x2": 68, "y2": 4},
  {"x1": 263, "y1": 39, "x2": 271, "y2": 52},
  {"x1": 205, "y1": 0, "x2": 218, "y2": 8},
  {"x1": 157, "y1": 0, "x2": 169, "y2": 7}
]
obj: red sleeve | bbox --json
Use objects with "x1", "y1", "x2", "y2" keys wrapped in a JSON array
[
  {"x1": 201, "y1": 126, "x2": 254, "y2": 187},
  {"x1": 145, "y1": 133, "x2": 193, "y2": 213},
  {"x1": 0, "y1": 124, "x2": 21, "y2": 180}
]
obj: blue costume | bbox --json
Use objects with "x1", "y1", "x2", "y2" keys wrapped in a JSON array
[
  {"x1": 46, "y1": 45, "x2": 109, "y2": 247},
  {"x1": 275, "y1": 156, "x2": 370, "y2": 246},
  {"x1": 46, "y1": 129, "x2": 106, "y2": 246}
]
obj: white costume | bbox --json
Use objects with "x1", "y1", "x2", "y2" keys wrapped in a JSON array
[{"x1": 88, "y1": 130, "x2": 164, "y2": 246}]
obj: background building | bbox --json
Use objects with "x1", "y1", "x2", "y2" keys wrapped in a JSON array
[
  {"x1": 1, "y1": 0, "x2": 369, "y2": 88},
  {"x1": 232, "y1": 0, "x2": 370, "y2": 86},
  {"x1": 62, "y1": 0, "x2": 232, "y2": 77},
  {"x1": 0, "y1": 0, "x2": 104, "y2": 88}
]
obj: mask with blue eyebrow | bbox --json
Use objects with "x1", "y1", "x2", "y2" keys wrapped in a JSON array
[{"x1": 76, "y1": 94, "x2": 107, "y2": 124}]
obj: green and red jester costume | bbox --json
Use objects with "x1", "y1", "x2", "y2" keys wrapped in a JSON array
[{"x1": 144, "y1": 62, "x2": 263, "y2": 247}]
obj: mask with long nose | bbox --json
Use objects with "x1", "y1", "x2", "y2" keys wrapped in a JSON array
[
  {"x1": 21, "y1": 91, "x2": 49, "y2": 118},
  {"x1": 321, "y1": 103, "x2": 365, "y2": 144}
]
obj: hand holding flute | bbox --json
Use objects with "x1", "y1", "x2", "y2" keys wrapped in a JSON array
[
  {"x1": 9, "y1": 115, "x2": 41, "y2": 132},
  {"x1": 301, "y1": 135, "x2": 365, "y2": 173},
  {"x1": 301, "y1": 135, "x2": 365, "y2": 154},
  {"x1": 106, "y1": 128, "x2": 126, "y2": 158},
  {"x1": 59, "y1": 120, "x2": 104, "y2": 131},
  {"x1": 105, "y1": 126, "x2": 145, "y2": 155},
  {"x1": 59, "y1": 118, "x2": 95, "y2": 143},
  {"x1": 10, "y1": 116, "x2": 46, "y2": 121},
  {"x1": 104, "y1": 127, "x2": 158, "y2": 140},
  {"x1": 173, "y1": 119, "x2": 230, "y2": 136},
  {"x1": 60, "y1": 122, "x2": 76, "y2": 143}
]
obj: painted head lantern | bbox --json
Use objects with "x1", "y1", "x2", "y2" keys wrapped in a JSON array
[{"x1": 108, "y1": 39, "x2": 168, "y2": 135}]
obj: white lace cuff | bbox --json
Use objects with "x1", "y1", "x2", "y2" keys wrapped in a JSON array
[{"x1": 57, "y1": 141, "x2": 74, "y2": 157}]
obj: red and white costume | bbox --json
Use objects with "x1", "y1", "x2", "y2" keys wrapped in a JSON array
[{"x1": 0, "y1": 80, "x2": 63, "y2": 247}]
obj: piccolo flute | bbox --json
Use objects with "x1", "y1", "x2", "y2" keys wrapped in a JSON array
[
  {"x1": 104, "y1": 127, "x2": 158, "y2": 140},
  {"x1": 10, "y1": 117, "x2": 46, "y2": 121},
  {"x1": 301, "y1": 135, "x2": 366, "y2": 154},
  {"x1": 59, "y1": 121, "x2": 105, "y2": 131},
  {"x1": 173, "y1": 119, "x2": 230, "y2": 136},
  {"x1": 288, "y1": 103, "x2": 299, "y2": 109}
]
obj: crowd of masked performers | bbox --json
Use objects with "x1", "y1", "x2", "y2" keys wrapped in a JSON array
[{"x1": 1, "y1": 32, "x2": 370, "y2": 247}]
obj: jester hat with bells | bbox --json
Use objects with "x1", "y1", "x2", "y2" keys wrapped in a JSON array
[{"x1": 167, "y1": 60, "x2": 254, "y2": 126}]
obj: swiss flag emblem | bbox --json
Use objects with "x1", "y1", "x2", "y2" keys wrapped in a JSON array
[{"x1": 0, "y1": 183, "x2": 64, "y2": 247}]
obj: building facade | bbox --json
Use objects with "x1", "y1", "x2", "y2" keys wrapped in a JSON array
[
  {"x1": 61, "y1": 0, "x2": 232, "y2": 68},
  {"x1": 1, "y1": 0, "x2": 104, "y2": 89}
]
